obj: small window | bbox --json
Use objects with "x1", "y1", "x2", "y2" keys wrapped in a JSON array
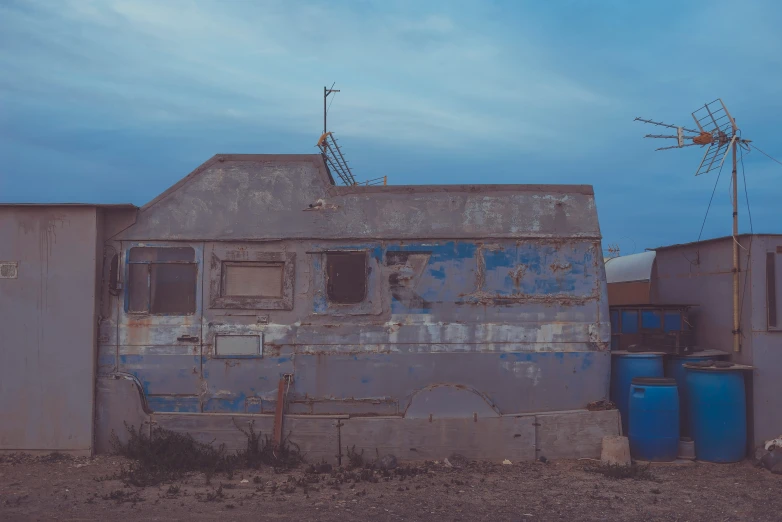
[
  {"x1": 641, "y1": 310, "x2": 662, "y2": 330},
  {"x1": 769, "y1": 252, "x2": 779, "y2": 329},
  {"x1": 208, "y1": 251, "x2": 295, "y2": 310},
  {"x1": 222, "y1": 263, "x2": 283, "y2": 297},
  {"x1": 127, "y1": 247, "x2": 197, "y2": 315},
  {"x1": 326, "y1": 252, "x2": 367, "y2": 304},
  {"x1": 621, "y1": 310, "x2": 638, "y2": 334},
  {"x1": 610, "y1": 310, "x2": 619, "y2": 334},
  {"x1": 664, "y1": 313, "x2": 682, "y2": 332},
  {"x1": 215, "y1": 334, "x2": 262, "y2": 357}
]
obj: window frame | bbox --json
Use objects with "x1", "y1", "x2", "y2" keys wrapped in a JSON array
[
  {"x1": 325, "y1": 251, "x2": 368, "y2": 305},
  {"x1": 768, "y1": 250, "x2": 780, "y2": 331},
  {"x1": 209, "y1": 251, "x2": 295, "y2": 310},
  {"x1": 125, "y1": 246, "x2": 198, "y2": 316}
]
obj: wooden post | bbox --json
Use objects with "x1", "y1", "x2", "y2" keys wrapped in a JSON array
[{"x1": 732, "y1": 138, "x2": 741, "y2": 353}]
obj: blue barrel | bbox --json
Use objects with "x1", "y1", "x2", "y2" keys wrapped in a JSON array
[
  {"x1": 666, "y1": 355, "x2": 724, "y2": 437},
  {"x1": 611, "y1": 354, "x2": 664, "y2": 434},
  {"x1": 628, "y1": 377, "x2": 680, "y2": 461},
  {"x1": 686, "y1": 367, "x2": 747, "y2": 462}
]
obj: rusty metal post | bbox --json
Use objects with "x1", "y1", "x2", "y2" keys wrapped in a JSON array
[
  {"x1": 732, "y1": 138, "x2": 740, "y2": 353},
  {"x1": 272, "y1": 377, "x2": 286, "y2": 448}
]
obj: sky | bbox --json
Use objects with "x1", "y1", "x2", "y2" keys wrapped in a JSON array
[{"x1": 1, "y1": 0, "x2": 781, "y2": 253}]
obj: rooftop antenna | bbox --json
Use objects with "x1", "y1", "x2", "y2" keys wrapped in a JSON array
[
  {"x1": 635, "y1": 99, "x2": 752, "y2": 353},
  {"x1": 604, "y1": 244, "x2": 621, "y2": 260},
  {"x1": 316, "y1": 84, "x2": 387, "y2": 187}
]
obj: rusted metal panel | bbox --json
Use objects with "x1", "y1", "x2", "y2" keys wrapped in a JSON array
[
  {"x1": 607, "y1": 281, "x2": 650, "y2": 306},
  {"x1": 0, "y1": 207, "x2": 100, "y2": 452}
]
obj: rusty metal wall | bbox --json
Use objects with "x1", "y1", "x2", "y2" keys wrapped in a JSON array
[
  {"x1": 607, "y1": 281, "x2": 650, "y2": 306},
  {"x1": 0, "y1": 207, "x2": 100, "y2": 454},
  {"x1": 97, "y1": 155, "x2": 611, "y2": 424}
]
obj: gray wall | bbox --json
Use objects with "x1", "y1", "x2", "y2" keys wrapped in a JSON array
[
  {"x1": 0, "y1": 207, "x2": 99, "y2": 454},
  {"x1": 653, "y1": 235, "x2": 782, "y2": 446},
  {"x1": 747, "y1": 236, "x2": 782, "y2": 445}
]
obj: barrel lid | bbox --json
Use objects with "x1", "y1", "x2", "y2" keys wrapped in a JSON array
[
  {"x1": 611, "y1": 351, "x2": 665, "y2": 357},
  {"x1": 683, "y1": 361, "x2": 754, "y2": 371},
  {"x1": 631, "y1": 377, "x2": 676, "y2": 386}
]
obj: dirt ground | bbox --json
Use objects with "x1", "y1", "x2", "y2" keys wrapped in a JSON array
[{"x1": 1, "y1": 453, "x2": 781, "y2": 522}]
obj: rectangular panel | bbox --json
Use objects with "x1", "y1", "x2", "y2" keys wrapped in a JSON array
[
  {"x1": 129, "y1": 246, "x2": 194, "y2": 263},
  {"x1": 224, "y1": 264, "x2": 283, "y2": 297},
  {"x1": 0, "y1": 261, "x2": 18, "y2": 279},
  {"x1": 215, "y1": 334, "x2": 262, "y2": 356}
]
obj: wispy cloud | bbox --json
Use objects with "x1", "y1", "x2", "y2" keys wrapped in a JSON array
[{"x1": 1, "y1": 0, "x2": 781, "y2": 250}]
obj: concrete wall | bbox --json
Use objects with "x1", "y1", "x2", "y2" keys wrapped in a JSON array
[
  {"x1": 653, "y1": 235, "x2": 782, "y2": 446},
  {"x1": 0, "y1": 207, "x2": 100, "y2": 455}
]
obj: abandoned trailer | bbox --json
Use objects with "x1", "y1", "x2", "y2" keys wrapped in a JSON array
[{"x1": 0, "y1": 154, "x2": 618, "y2": 461}]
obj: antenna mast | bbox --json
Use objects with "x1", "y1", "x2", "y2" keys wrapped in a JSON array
[
  {"x1": 324, "y1": 83, "x2": 340, "y2": 134},
  {"x1": 635, "y1": 99, "x2": 751, "y2": 353},
  {"x1": 317, "y1": 85, "x2": 388, "y2": 187}
]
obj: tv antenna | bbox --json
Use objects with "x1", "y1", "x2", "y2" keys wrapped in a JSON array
[
  {"x1": 604, "y1": 244, "x2": 621, "y2": 260},
  {"x1": 635, "y1": 99, "x2": 752, "y2": 353},
  {"x1": 316, "y1": 84, "x2": 388, "y2": 187}
]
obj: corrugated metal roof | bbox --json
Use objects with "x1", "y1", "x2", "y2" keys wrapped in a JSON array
[
  {"x1": 604, "y1": 251, "x2": 656, "y2": 283},
  {"x1": 651, "y1": 233, "x2": 782, "y2": 251}
]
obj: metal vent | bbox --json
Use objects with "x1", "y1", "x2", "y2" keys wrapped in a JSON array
[{"x1": 0, "y1": 262, "x2": 18, "y2": 279}]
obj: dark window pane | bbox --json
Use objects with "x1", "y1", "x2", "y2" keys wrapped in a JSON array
[
  {"x1": 129, "y1": 247, "x2": 195, "y2": 263},
  {"x1": 610, "y1": 310, "x2": 619, "y2": 333},
  {"x1": 621, "y1": 310, "x2": 638, "y2": 334},
  {"x1": 326, "y1": 252, "x2": 367, "y2": 304},
  {"x1": 150, "y1": 264, "x2": 197, "y2": 314},
  {"x1": 128, "y1": 264, "x2": 150, "y2": 312},
  {"x1": 641, "y1": 310, "x2": 662, "y2": 329},
  {"x1": 664, "y1": 313, "x2": 682, "y2": 332},
  {"x1": 109, "y1": 254, "x2": 119, "y2": 291}
]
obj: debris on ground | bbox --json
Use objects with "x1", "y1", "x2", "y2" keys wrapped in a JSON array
[
  {"x1": 583, "y1": 461, "x2": 657, "y2": 481},
  {"x1": 3, "y1": 454, "x2": 782, "y2": 520},
  {"x1": 587, "y1": 399, "x2": 617, "y2": 411},
  {"x1": 375, "y1": 454, "x2": 398, "y2": 470}
]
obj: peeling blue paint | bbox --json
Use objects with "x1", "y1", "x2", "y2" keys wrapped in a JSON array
[
  {"x1": 204, "y1": 392, "x2": 247, "y2": 413},
  {"x1": 146, "y1": 396, "x2": 200, "y2": 413}
]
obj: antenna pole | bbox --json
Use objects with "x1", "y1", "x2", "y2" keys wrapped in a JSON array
[
  {"x1": 731, "y1": 136, "x2": 741, "y2": 352},
  {"x1": 323, "y1": 84, "x2": 341, "y2": 134}
]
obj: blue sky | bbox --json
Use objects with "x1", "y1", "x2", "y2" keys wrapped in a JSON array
[{"x1": 1, "y1": 0, "x2": 780, "y2": 252}]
